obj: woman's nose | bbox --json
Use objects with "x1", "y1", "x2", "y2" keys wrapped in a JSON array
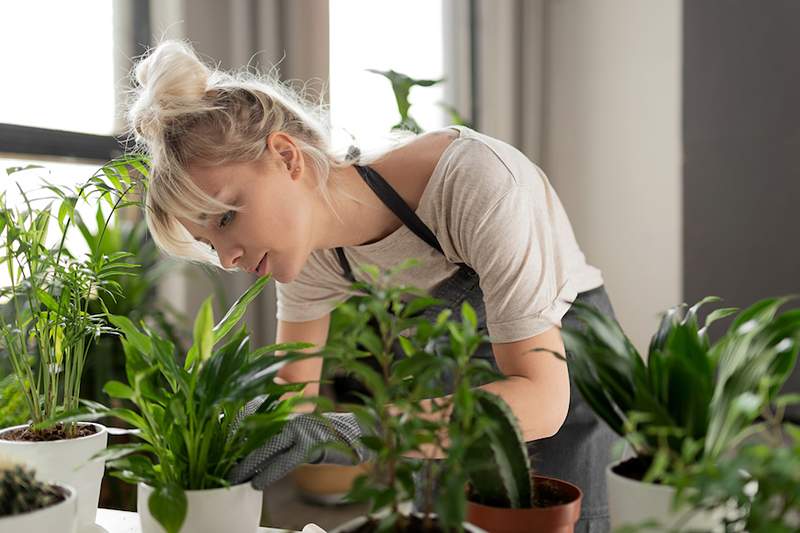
[{"x1": 218, "y1": 245, "x2": 244, "y2": 270}]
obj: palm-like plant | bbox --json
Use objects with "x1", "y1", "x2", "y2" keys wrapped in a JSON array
[
  {"x1": 0, "y1": 157, "x2": 143, "y2": 438},
  {"x1": 554, "y1": 296, "x2": 800, "y2": 481}
]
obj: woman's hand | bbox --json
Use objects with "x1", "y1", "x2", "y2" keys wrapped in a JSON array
[{"x1": 228, "y1": 409, "x2": 373, "y2": 489}]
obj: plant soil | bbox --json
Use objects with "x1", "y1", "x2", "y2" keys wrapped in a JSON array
[
  {"x1": 349, "y1": 515, "x2": 447, "y2": 533},
  {"x1": 611, "y1": 455, "x2": 655, "y2": 483},
  {"x1": 467, "y1": 477, "x2": 574, "y2": 508},
  {"x1": 0, "y1": 484, "x2": 68, "y2": 518},
  {"x1": 531, "y1": 478, "x2": 574, "y2": 507},
  {"x1": 0, "y1": 423, "x2": 97, "y2": 442}
]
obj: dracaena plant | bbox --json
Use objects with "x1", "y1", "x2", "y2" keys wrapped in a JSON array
[
  {"x1": 551, "y1": 296, "x2": 800, "y2": 482},
  {"x1": 54, "y1": 275, "x2": 312, "y2": 533},
  {"x1": 0, "y1": 157, "x2": 145, "y2": 438},
  {"x1": 668, "y1": 393, "x2": 800, "y2": 533},
  {"x1": 321, "y1": 260, "x2": 515, "y2": 532}
]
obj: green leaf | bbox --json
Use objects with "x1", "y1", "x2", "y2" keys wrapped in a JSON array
[
  {"x1": 149, "y1": 485, "x2": 187, "y2": 533},
  {"x1": 104, "y1": 380, "x2": 134, "y2": 400},
  {"x1": 186, "y1": 296, "x2": 214, "y2": 368},
  {"x1": 211, "y1": 275, "x2": 270, "y2": 342}
]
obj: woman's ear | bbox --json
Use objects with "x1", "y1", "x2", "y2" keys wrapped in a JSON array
[{"x1": 266, "y1": 132, "x2": 301, "y2": 176}]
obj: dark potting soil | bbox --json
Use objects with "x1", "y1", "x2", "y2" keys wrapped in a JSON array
[
  {"x1": 0, "y1": 483, "x2": 68, "y2": 517},
  {"x1": 467, "y1": 478, "x2": 575, "y2": 508},
  {"x1": 532, "y1": 478, "x2": 574, "y2": 507},
  {"x1": 611, "y1": 455, "x2": 656, "y2": 483},
  {"x1": 0, "y1": 423, "x2": 97, "y2": 442},
  {"x1": 348, "y1": 515, "x2": 448, "y2": 533}
]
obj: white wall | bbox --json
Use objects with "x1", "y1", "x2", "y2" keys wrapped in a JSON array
[{"x1": 542, "y1": 0, "x2": 683, "y2": 352}]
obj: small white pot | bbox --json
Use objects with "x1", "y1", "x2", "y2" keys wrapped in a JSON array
[
  {"x1": 331, "y1": 512, "x2": 487, "y2": 533},
  {"x1": 0, "y1": 422, "x2": 107, "y2": 527},
  {"x1": 607, "y1": 459, "x2": 726, "y2": 532},
  {"x1": 0, "y1": 483, "x2": 78, "y2": 533},
  {"x1": 138, "y1": 481, "x2": 263, "y2": 533}
]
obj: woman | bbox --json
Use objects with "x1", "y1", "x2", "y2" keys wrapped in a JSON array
[{"x1": 130, "y1": 40, "x2": 620, "y2": 532}]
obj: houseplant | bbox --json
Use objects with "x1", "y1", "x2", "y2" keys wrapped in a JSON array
[
  {"x1": 313, "y1": 261, "x2": 493, "y2": 532},
  {"x1": 549, "y1": 296, "x2": 800, "y2": 530},
  {"x1": 319, "y1": 261, "x2": 579, "y2": 532},
  {"x1": 53, "y1": 274, "x2": 315, "y2": 533},
  {"x1": 0, "y1": 459, "x2": 78, "y2": 533},
  {"x1": 0, "y1": 156, "x2": 143, "y2": 525},
  {"x1": 668, "y1": 393, "x2": 800, "y2": 532},
  {"x1": 463, "y1": 388, "x2": 583, "y2": 533}
]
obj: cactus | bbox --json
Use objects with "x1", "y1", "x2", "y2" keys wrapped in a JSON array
[
  {"x1": 466, "y1": 389, "x2": 534, "y2": 508},
  {"x1": 0, "y1": 462, "x2": 64, "y2": 517}
]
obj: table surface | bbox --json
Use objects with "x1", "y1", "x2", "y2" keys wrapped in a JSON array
[{"x1": 83, "y1": 508, "x2": 298, "y2": 533}]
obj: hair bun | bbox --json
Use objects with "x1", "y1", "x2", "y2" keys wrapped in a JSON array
[{"x1": 128, "y1": 40, "x2": 211, "y2": 142}]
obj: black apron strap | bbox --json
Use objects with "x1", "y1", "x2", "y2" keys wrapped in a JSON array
[{"x1": 335, "y1": 164, "x2": 446, "y2": 281}]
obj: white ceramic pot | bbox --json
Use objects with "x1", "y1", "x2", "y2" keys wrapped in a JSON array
[
  {"x1": 0, "y1": 422, "x2": 107, "y2": 527},
  {"x1": 606, "y1": 460, "x2": 726, "y2": 532},
  {"x1": 138, "y1": 482, "x2": 263, "y2": 533},
  {"x1": 331, "y1": 512, "x2": 487, "y2": 533},
  {"x1": 0, "y1": 483, "x2": 78, "y2": 533}
]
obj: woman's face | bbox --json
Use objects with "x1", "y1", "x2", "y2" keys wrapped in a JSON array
[{"x1": 177, "y1": 134, "x2": 316, "y2": 283}]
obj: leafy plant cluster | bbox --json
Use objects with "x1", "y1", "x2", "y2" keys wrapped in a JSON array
[
  {"x1": 322, "y1": 261, "x2": 531, "y2": 531},
  {"x1": 54, "y1": 275, "x2": 311, "y2": 533},
  {"x1": 669, "y1": 394, "x2": 800, "y2": 533},
  {"x1": 0, "y1": 157, "x2": 146, "y2": 437},
  {"x1": 557, "y1": 296, "x2": 800, "y2": 483}
]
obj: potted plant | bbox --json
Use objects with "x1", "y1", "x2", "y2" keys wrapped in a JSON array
[
  {"x1": 551, "y1": 296, "x2": 800, "y2": 531},
  {"x1": 0, "y1": 459, "x2": 78, "y2": 533},
  {"x1": 668, "y1": 392, "x2": 800, "y2": 532},
  {"x1": 0, "y1": 157, "x2": 142, "y2": 526},
  {"x1": 54, "y1": 274, "x2": 314, "y2": 533},
  {"x1": 318, "y1": 261, "x2": 537, "y2": 532},
  {"x1": 463, "y1": 388, "x2": 583, "y2": 533}
]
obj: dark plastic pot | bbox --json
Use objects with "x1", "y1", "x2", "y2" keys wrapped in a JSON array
[{"x1": 466, "y1": 475, "x2": 582, "y2": 533}]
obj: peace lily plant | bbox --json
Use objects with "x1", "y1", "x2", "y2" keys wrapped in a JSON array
[
  {"x1": 0, "y1": 157, "x2": 145, "y2": 526},
  {"x1": 54, "y1": 274, "x2": 313, "y2": 533}
]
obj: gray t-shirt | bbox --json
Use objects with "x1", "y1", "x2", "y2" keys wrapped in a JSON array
[{"x1": 276, "y1": 125, "x2": 604, "y2": 343}]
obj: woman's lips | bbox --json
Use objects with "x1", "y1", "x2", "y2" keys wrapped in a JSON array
[{"x1": 256, "y1": 252, "x2": 268, "y2": 276}]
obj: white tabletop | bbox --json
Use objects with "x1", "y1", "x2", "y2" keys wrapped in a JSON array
[{"x1": 83, "y1": 508, "x2": 298, "y2": 533}]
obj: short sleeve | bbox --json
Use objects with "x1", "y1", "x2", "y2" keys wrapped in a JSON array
[
  {"x1": 275, "y1": 250, "x2": 353, "y2": 322},
  {"x1": 456, "y1": 175, "x2": 578, "y2": 343}
]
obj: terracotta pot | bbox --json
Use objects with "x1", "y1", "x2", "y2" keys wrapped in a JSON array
[
  {"x1": 466, "y1": 475, "x2": 582, "y2": 533},
  {"x1": 291, "y1": 462, "x2": 371, "y2": 505}
]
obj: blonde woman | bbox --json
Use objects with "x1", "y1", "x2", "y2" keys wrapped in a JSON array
[{"x1": 129, "y1": 40, "x2": 621, "y2": 532}]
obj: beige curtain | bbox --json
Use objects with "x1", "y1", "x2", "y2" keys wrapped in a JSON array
[
  {"x1": 450, "y1": 0, "x2": 683, "y2": 352},
  {"x1": 150, "y1": 0, "x2": 330, "y2": 347}
]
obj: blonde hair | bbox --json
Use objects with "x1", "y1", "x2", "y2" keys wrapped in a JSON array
[{"x1": 127, "y1": 39, "x2": 417, "y2": 268}]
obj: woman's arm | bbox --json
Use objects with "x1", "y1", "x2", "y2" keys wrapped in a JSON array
[
  {"x1": 399, "y1": 326, "x2": 569, "y2": 459},
  {"x1": 274, "y1": 315, "x2": 330, "y2": 411},
  {"x1": 480, "y1": 326, "x2": 570, "y2": 440}
]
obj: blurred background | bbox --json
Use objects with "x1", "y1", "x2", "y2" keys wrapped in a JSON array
[{"x1": 1, "y1": 0, "x2": 798, "y2": 529}]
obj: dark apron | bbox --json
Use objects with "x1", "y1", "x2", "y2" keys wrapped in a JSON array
[{"x1": 335, "y1": 164, "x2": 619, "y2": 532}]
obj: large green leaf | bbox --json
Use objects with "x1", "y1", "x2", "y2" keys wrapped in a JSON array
[{"x1": 149, "y1": 484, "x2": 187, "y2": 533}]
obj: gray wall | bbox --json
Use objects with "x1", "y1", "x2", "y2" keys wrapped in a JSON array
[{"x1": 683, "y1": 0, "x2": 800, "y2": 416}]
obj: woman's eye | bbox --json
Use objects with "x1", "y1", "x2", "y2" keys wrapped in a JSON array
[{"x1": 218, "y1": 210, "x2": 235, "y2": 228}]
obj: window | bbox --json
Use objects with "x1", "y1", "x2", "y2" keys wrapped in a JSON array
[
  {"x1": 329, "y1": 0, "x2": 445, "y2": 151},
  {"x1": 0, "y1": 1, "x2": 115, "y2": 135}
]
